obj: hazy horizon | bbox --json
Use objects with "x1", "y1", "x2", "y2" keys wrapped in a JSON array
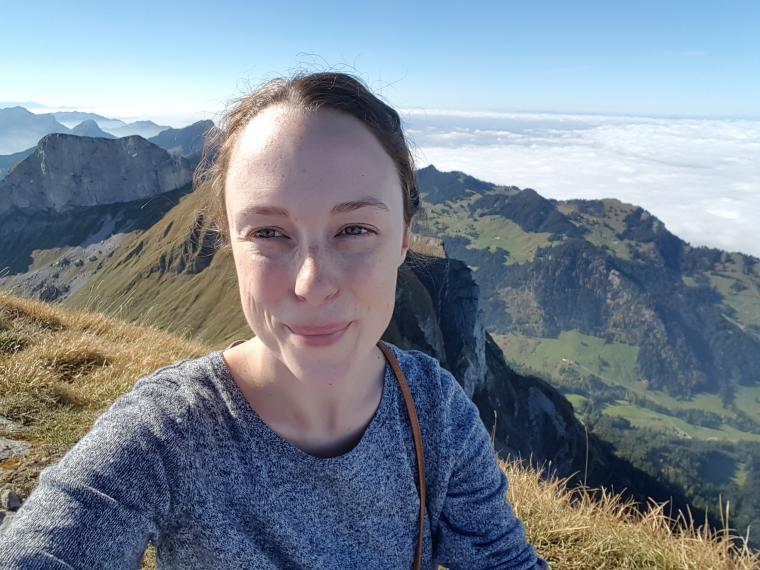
[{"x1": 3, "y1": 102, "x2": 757, "y2": 260}]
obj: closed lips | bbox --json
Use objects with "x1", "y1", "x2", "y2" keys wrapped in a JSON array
[{"x1": 287, "y1": 322, "x2": 350, "y2": 335}]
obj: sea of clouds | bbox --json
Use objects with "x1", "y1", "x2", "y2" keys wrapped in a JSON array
[{"x1": 400, "y1": 109, "x2": 760, "y2": 259}]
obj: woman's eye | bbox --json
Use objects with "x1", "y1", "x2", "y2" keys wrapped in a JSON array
[
  {"x1": 251, "y1": 228, "x2": 284, "y2": 239},
  {"x1": 341, "y1": 225, "x2": 372, "y2": 237},
  {"x1": 249, "y1": 226, "x2": 372, "y2": 240}
]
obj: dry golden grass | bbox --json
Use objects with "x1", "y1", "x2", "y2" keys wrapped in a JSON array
[
  {"x1": 1, "y1": 292, "x2": 758, "y2": 569},
  {"x1": 0, "y1": 291, "x2": 208, "y2": 466},
  {"x1": 503, "y1": 456, "x2": 758, "y2": 569}
]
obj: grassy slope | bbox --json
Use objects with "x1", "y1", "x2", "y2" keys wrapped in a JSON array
[
  {"x1": 421, "y1": 189, "x2": 760, "y2": 445},
  {"x1": 423, "y1": 194, "x2": 555, "y2": 265},
  {"x1": 0, "y1": 293, "x2": 758, "y2": 568},
  {"x1": 494, "y1": 330, "x2": 760, "y2": 443},
  {"x1": 63, "y1": 187, "x2": 251, "y2": 348}
]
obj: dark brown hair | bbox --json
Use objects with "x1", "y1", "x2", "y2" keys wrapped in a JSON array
[{"x1": 193, "y1": 71, "x2": 422, "y2": 251}]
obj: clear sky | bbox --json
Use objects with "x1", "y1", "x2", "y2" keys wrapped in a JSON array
[{"x1": 2, "y1": 0, "x2": 759, "y2": 124}]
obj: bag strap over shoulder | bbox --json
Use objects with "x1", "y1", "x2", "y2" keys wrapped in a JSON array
[{"x1": 377, "y1": 340, "x2": 427, "y2": 570}]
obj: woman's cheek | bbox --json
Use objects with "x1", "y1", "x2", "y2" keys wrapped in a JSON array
[{"x1": 238, "y1": 256, "x2": 289, "y2": 299}]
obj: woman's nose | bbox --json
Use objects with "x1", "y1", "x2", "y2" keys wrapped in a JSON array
[{"x1": 293, "y1": 247, "x2": 339, "y2": 304}]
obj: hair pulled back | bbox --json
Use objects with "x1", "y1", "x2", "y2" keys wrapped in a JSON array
[{"x1": 194, "y1": 71, "x2": 421, "y2": 250}]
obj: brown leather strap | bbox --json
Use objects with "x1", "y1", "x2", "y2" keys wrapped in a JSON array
[{"x1": 377, "y1": 340, "x2": 426, "y2": 570}]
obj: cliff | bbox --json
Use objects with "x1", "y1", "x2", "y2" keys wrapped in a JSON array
[{"x1": 0, "y1": 133, "x2": 193, "y2": 216}]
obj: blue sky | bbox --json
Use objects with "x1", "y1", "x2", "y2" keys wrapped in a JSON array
[
  {"x1": 2, "y1": 0, "x2": 759, "y2": 123},
  {"x1": 2, "y1": 1, "x2": 759, "y2": 258}
]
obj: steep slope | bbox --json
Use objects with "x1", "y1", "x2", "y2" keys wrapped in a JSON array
[
  {"x1": 64, "y1": 186, "x2": 245, "y2": 344},
  {"x1": 418, "y1": 164, "x2": 760, "y2": 400},
  {"x1": 0, "y1": 147, "x2": 35, "y2": 179}
]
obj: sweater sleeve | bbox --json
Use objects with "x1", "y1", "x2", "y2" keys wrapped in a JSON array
[
  {"x1": 0, "y1": 376, "x2": 186, "y2": 569},
  {"x1": 431, "y1": 367, "x2": 548, "y2": 569}
]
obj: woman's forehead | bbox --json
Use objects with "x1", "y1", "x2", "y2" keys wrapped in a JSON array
[
  {"x1": 226, "y1": 105, "x2": 400, "y2": 208},
  {"x1": 231, "y1": 105, "x2": 387, "y2": 168}
]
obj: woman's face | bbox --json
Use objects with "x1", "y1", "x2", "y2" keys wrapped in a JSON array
[{"x1": 224, "y1": 104, "x2": 410, "y2": 380}]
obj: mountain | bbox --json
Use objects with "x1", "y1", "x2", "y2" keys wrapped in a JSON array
[
  {"x1": 415, "y1": 164, "x2": 760, "y2": 400},
  {"x1": 0, "y1": 106, "x2": 70, "y2": 154},
  {"x1": 0, "y1": 133, "x2": 194, "y2": 276},
  {"x1": 0, "y1": 133, "x2": 192, "y2": 217},
  {"x1": 52, "y1": 111, "x2": 126, "y2": 131},
  {"x1": 0, "y1": 147, "x2": 35, "y2": 179},
  {"x1": 70, "y1": 119, "x2": 115, "y2": 139},
  {"x1": 148, "y1": 120, "x2": 216, "y2": 159},
  {"x1": 106, "y1": 120, "x2": 170, "y2": 139},
  {"x1": 414, "y1": 164, "x2": 760, "y2": 542}
]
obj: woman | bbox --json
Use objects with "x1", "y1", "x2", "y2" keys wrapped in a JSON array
[{"x1": 0, "y1": 71, "x2": 547, "y2": 569}]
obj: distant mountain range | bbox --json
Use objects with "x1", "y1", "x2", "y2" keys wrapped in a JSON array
[
  {"x1": 0, "y1": 105, "x2": 173, "y2": 154},
  {"x1": 0, "y1": 106, "x2": 70, "y2": 154},
  {"x1": 0, "y1": 110, "x2": 213, "y2": 178},
  {"x1": 50, "y1": 110, "x2": 128, "y2": 131}
]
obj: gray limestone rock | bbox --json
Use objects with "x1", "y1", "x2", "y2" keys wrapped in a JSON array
[{"x1": 0, "y1": 133, "x2": 193, "y2": 216}]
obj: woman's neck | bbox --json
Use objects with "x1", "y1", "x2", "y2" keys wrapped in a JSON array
[{"x1": 224, "y1": 337, "x2": 386, "y2": 440}]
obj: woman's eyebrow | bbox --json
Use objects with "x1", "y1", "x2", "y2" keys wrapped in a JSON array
[{"x1": 237, "y1": 197, "x2": 390, "y2": 219}]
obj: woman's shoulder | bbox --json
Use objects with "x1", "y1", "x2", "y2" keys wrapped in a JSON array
[
  {"x1": 107, "y1": 351, "x2": 221, "y2": 426},
  {"x1": 381, "y1": 340, "x2": 470, "y2": 419}
]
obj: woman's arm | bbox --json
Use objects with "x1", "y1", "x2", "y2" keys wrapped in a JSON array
[
  {"x1": 432, "y1": 367, "x2": 548, "y2": 569},
  {"x1": 0, "y1": 377, "x2": 186, "y2": 569}
]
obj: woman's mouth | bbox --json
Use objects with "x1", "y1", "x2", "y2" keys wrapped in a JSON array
[{"x1": 285, "y1": 321, "x2": 352, "y2": 346}]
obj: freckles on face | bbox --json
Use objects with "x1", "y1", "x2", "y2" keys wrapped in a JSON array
[{"x1": 223, "y1": 105, "x2": 409, "y2": 351}]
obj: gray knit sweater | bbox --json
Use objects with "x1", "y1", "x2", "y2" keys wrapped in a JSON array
[{"x1": 0, "y1": 341, "x2": 547, "y2": 569}]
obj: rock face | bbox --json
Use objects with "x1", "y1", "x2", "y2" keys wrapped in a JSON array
[
  {"x1": 397, "y1": 243, "x2": 573, "y2": 463},
  {"x1": 0, "y1": 133, "x2": 193, "y2": 216}
]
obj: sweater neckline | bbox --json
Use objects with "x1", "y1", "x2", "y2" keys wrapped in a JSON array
[{"x1": 208, "y1": 345, "x2": 395, "y2": 468}]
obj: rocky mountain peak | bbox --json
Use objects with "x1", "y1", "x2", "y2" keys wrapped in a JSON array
[{"x1": 0, "y1": 133, "x2": 193, "y2": 216}]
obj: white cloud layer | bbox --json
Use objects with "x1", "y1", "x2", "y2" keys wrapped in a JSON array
[{"x1": 401, "y1": 110, "x2": 760, "y2": 258}]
